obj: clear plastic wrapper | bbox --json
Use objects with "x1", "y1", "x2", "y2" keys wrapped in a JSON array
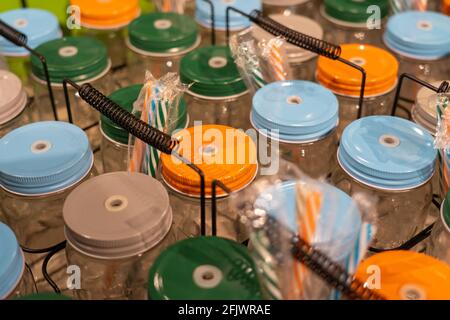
[{"x1": 154, "y1": 0, "x2": 187, "y2": 13}]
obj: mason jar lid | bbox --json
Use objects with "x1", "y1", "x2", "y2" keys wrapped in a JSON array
[
  {"x1": 63, "y1": 172, "x2": 173, "y2": 260},
  {"x1": 263, "y1": 0, "x2": 310, "y2": 6},
  {"x1": 317, "y1": 44, "x2": 398, "y2": 97},
  {"x1": 148, "y1": 236, "x2": 262, "y2": 300},
  {"x1": 444, "y1": 0, "x2": 450, "y2": 15},
  {"x1": 0, "y1": 222, "x2": 24, "y2": 300},
  {"x1": 17, "y1": 293, "x2": 72, "y2": 300},
  {"x1": 0, "y1": 8, "x2": 61, "y2": 56},
  {"x1": 31, "y1": 36, "x2": 109, "y2": 84},
  {"x1": 442, "y1": 190, "x2": 450, "y2": 231},
  {"x1": 251, "y1": 80, "x2": 338, "y2": 143},
  {"x1": 102, "y1": 84, "x2": 188, "y2": 145},
  {"x1": 0, "y1": 70, "x2": 27, "y2": 125},
  {"x1": 181, "y1": 46, "x2": 247, "y2": 98},
  {"x1": 196, "y1": 0, "x2": 262, "y2": 30},
  {"x1": 251, "y1": 14, "x2": 323, "y2": 63},
  {"x1": 338, "y1": 116, "x2": 436, "y2": 191},
  {"x1": 324, "y1": 0, "x2": 389, "y2": 24},
  {"x1": 384, "y1": 11, "x2": 450, "y2": 60},
  {"x1": 355, "y1": 251, "x2": 450, "y2": 300},
  {"x1": 161, "y1": 125, "x2": 258, "y2": 198},
  {"x1": 128, "y1": 12, "x2": 198, "y2": 54},
  {"x1": 69, "y1": 0, "x2": 140, "y2": 29},
  {"x1": 0, "y1": 121, "x2": 93, "y2": 196}
]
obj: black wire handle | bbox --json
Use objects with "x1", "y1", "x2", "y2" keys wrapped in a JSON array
[
  {"x1": 211, "y1": 179, "x2": 231, "y2": 236},
  {"x1": 42, "y1": 241, "x2": 67, "y2": 294},
  {"x1": 0, "y1": 19, "x2": 58, "y2": 121},
  {"x1": 202, "y1": 0, "x2": 216, "y2": 46},
  {"x1": 21, "y1": 0, "x2": 27, "y2": 8}
]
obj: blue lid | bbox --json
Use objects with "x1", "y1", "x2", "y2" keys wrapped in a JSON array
[
  {"x1": 0, "y1": 121, "x2": 93, "y2": 195},
  {"x1": 338, "y1": 116, "x2": 437, "y2": 190},
  {"x1": 251, "y1": 80, "x2": 339, "y2": 142},
  {"x1": 0, "y1": 222, "x2": 24, "y2": 299},
  {"x1": 196, "y1": 0, "x2": 262, "y2": 30},
  {"x1": 0, "y1": 9, "x2": 61, "y2": 56},
  {"x1": 384, "y1": 11, "x2": 450, "y2": 60}
]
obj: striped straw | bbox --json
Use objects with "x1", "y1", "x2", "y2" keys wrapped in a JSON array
[{"x1": 267, "y1": 38, "x2": 287, "y2": 82}]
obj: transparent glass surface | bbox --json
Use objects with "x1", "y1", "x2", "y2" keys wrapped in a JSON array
[
  {"x1": 290, "y1": 57, "x2": 317, "y2": 82},
  {"x1": 198, "y1": 24, "x2": 243, "y2": 47},
  {"x1": 427, "y1": 214, "x2": 450, "y2": 265},
  {"x1": 0, "y1": 101, "x2": 33, "y2": 138},
  {"x1": 6, "y1": 263, "x2": 36, "y2": 300},
  {"x1": 262, "y1": 0, "x2": 318, "y2": 18},
  {"x1": 101, "y1": 133, "x2": 128, "y2": 173}
]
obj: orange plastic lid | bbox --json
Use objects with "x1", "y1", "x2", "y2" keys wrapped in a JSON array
[
  {"x1": 316, "y1": 44, "x2": 398, "y2": 97},
  {"x1": 161, "y1": 125, "x2": 258, "y2": 197},
  {"x1": 355, "y1": 251, "x2": 450, "y2": 300},
  {"x1": 70, "y1": 0, "x2": 140, "y2": 29},
  {"x1": 444, "y1": 0, "x2": 450, "y2": 15}
]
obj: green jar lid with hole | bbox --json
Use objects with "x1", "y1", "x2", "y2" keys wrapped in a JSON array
[
  {"x1": 180, "y1": 46, "x2": 247, "y2": 98},
  {"x1": 31, "y1": 36, "x2": 109, "y2": 84},
  {"x1": 102, "y1": 84, "x2": 188, "y2": 144},
  {"x1": 148, "y1": 237, "x2": 262, "y2": 300},
  {"x1": 17, "y1": 293, "x2": 72, "y2": 300},
  {"x1": 443, "y1": 190, "x2": 450, "y2": 230},
  {"x1": 128, "y1": 12, "x2": 198, "y2": 54},
  {"x1": 324, "y1": 0, "x2": 389, "y2": 24}
]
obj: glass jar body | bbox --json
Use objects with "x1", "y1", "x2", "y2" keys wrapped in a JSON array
[
  {"x1": 5, "y1": 262, "x2": 36, "y2": 300},
  {"x1": 4, "y1": 55, "x2": 32, "y2": 95},
  {"x1": 101, "y1": 133, "x2": 129, "y2": 173},
  {"x1": 262, "y1": 0, "x2": 317, "y2": 18},
  {"x1": 0, "y1": 101, "x2": 33, "y2": 138},
  {"x1": 198, "y1": 24, "x2": 243, "y2": 47},
  {"x1": 290, "y1": 57, "x2": 318, "y2": 82},
  {"x1": 427, "y1": 210, "x2": 450, "y2": 266}
]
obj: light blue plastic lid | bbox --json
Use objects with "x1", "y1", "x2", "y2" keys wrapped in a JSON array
[
  {"x1": 338, "y1": 116, "x2": 437, "y2": 190},
  {"x1": 384, "y1": 11, "x2": 450, "y2": 60},
  {"x1": 0, "y1": 222, "x2": 25, "y2": 299},
  {"x1": 0, "y1": 121, "x2": 93, "y2": 196},
  {"x1": 251, "y1": 80, "x2": 339, "y2": 142},
  {"x1": 0, "y1": 8, "x2": 61, "y2": 56},
  {"x1": 196, "y1": 0, "x2": 262, "y2": 30}
]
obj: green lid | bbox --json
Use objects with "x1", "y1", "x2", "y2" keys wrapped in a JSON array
[
  {"x1": 102, "y1": 84, "x2": 188, "y2": 144},
  {"x1": 17, "y1": 293, "x2": 72, "y2": 300},
  {"x1": 443, "y1": 190, "x2": 450, "y2": 230},
  {"x1": 148, "y1": 237, "x2": 262, "y2": 300},
  {"x1": 129, "y1": 12, "x2": 198, "y2": 54},
  {"x1": 324, "y1": 0, "x2": 390, "y2": 23},
  {"x1": 180, "y1": 46, "x2": 247, "y2": 98},
  {"x1": 31, "y1": 36, "x2": 109, "y2": 83}
]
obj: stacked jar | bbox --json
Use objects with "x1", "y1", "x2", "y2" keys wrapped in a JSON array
[
  {"x1": 195, "y1": 0, "x2": 262, "y2": 46},
  {"x1": 180, "y1": 46, "x2": 251, "y2": 130},
  {"x1": 427, "y1": 190, "x2": 450, "y2": 265},
  {"x1": 262, "y1": 0, "x2": 318, "y2": 18},
  {"x1": 126, "y1": 12, "x2": 200, "y2": 83},
  {"x1": 316, "y1": 44, "x2": 398, "y2": 136},
  {"x1": 251, "y1": 80, "x2": 339, "y2": 179},
  {"x1": 63, "y1": 172, "x2": 176, "y2": 300},
  {"x1": 69, "y1": 0, "x2": 141, "y2": 68},
  {"x1": 332, "y1": 116, "x2": 437, "y2": 250},
  {"x1": 251, "y1": 14, "x2": 323, "y2": 81},
  {"x1": 159, "y1": 124, "x2": 258, "y2": 242}
]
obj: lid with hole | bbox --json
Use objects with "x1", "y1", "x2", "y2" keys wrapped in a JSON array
[
  {"x1": 338, "y1": 116, "x2": 436, "y2": 190},
  {"x1": 196, "y1": 0, "x2": 262, "y2": 30},
  {"x1": 251, "y1": 80, "x2": 338, "y2": 143},
  {"x1": 69, "y1": 0, "x2": 140, "y2": 29},
  {"x1": 384, "y1": 11, "x2": 450, "y2": 60},
  {"x1": 0, "y1": 8, "x2": 61, "y2": 56},
  {"x1": 355, "y1": 251, "x2": 450, "y2": 300},
  {"x1": 160, "y1": 125, "x2": 258, "y2": 197},
  {"x1": 31, "y1": 36, "x2": 109, "y2": 84},
  {"x1": 148, "y1": 236, "x2": 262, "y2": 300},
  {"x1": 0, "y1": 70, "x2": 27, "y2": 125},
  {"x1": 0, "y1": 121, "x2": 93, "y2": 195},
  {"x1": 17, "y1": 293, "x2": 72, "y2": 300},
  {"x1": 63, "y1": 172, "x2": 172, "y2": 259},
  {"x1": 180, "y1": 46, "x2": 247, "y2": 97},
  {"x1": 316, "y1": 44, "x2": 398, "y2": 97},
  {"x1": 128, "y1": 12, "x2": 198, "y2": 54},
  {"x1": 444, "y1": 0, "x2": 450, "y2": 15},
  {"x1": 0, "y1": 222, "x2": 25, "y2": 299},
  {"x1": 323, "y1": 0, "x2": 389, "y2": 24}
]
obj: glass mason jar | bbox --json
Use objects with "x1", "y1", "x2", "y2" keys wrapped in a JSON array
[
  {"x1": 126, "y1": 12, "x2": 200, "y2": 83},
  {"x1": 195, "y1": 0, "x2": 262, "y2": 47},
  {"x1": 148, "y1": 237, "x2": 262, "y2": 300},
  {"x1": 251, "y1": 80, "x2": 339, "y2": 179},
  {"x1": 383, "y1": 11, "x2": 450, "y2": 102},
  {"x1": 251, "y1": 14, "x2": 323, "y2": 81},
  {"x1": 0, "y1": 222, "x2": 36, "y2": 300},
  {"x1": 316, "y1": 44, "x2": 398, "y2": 136},
  {"x1": 355, "y1": 251, "x2": 450, "y2": 300},
  {"x1": 159, "y1": 124, "x2": 258, "y2": 243},
  {"x1": 181, "y1": 46, "x2": 251, "y2": 130},
  {"x1": 101, "y1": 84, "x2": 189, "y2": 173},
  {"x1": 0, "y1": 8, "x2": 61, "y2": 94},
  {"x1": 427, "y1": 191, "x2": 450, "y2": 265},
  {"x1": 63, "y1": 172, "x2": 175, "y2": 300},
  {"x1": 332, "y1": 116, "x2": 437, "y2": 250},
  {"x1": 319, "y1": 0, "x2": 389, "y2": 47},
  {"x1": 262, "y1": 0, "x2": 318, "y2": 18},
  {"x1": 69, "y1": 0, "x2": 141, "y2": 69},
  {"x1": 31, "y1": 36, "x2": 113, "y2": 148}
]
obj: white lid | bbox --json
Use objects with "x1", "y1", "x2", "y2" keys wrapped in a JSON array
[{"x1": 0, "y1": 70, "x2": 27, "y2": 125}]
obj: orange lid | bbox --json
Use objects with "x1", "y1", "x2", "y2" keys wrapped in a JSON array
[
  {"x1": 161, "y1": 125, "x2": 258, "y2": 197},
  {"x1": 316, "y1": 44, "x2": 398, "y2": 97},
  {"x1": 70, "y1": 0, "x2": 140, "y2": 29},
  {"x1": 444, "y1": 0, "x2": 450, "y2": 15},
  {"x1": 355, "y1": 251, "x2": 450, "y2": 300}
]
